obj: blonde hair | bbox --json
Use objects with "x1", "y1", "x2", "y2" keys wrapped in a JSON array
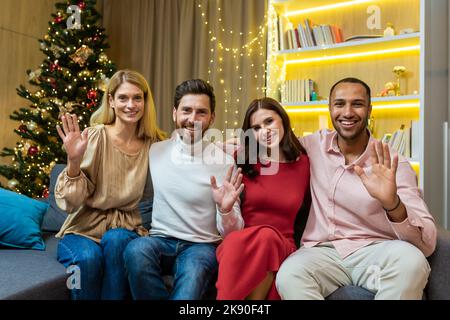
[{"x1": 90, "y1": 69, "x2": 166, "y2": 142}]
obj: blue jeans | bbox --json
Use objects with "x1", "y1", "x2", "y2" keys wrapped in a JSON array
[
  {"x1": 57, "y1": 228, "x2": 139, "y2": 300},
  {"x1": 123, "y1": 236, "x2": 217, "y2": 300}
]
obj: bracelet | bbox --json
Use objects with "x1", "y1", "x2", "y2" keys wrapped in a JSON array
[
  {"x1": 383, "y1": 195, "x2": 401, "y2": 212},
  {"x1": 217, "y1": 205, "x2": 232, "y2": 215}
]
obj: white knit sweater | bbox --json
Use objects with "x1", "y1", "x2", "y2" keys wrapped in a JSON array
[{"x1": 149, "y1": 134, "x2": 244, "y2": 243}]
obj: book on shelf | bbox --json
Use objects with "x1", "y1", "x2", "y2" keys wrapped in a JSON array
[
  {"x1": 297, "y1": 23, "x2": 308, "y2": 48},
  {"x1": 287, "y1": 25, "x2": 294, "y2": 50},
  {"x1": 304, "y1": 19, "x2": 316, "y2": 47},
  {"x1": 388, "y1": 125, "x2": 404, "y2": 154},
  {"x1": 276, "y1": 17, "x2": 343, "y2": 50},
  {"x1": 281, "y1": 79, "x2": 316, "y2": 103},
  {"x1": 320, "y1": 25, "x2": 334, "y2": 45},
  {"x1": 411, "y1": 120, "x2": 420, "y2": 160},
  {"x1": 387, "y1": 124, "x2": 414, "y2": 159},
  {"x1": 404, "y1": 127, "x2": 411, "y2": 160},
  {"x1": 331, "y1": 25, "x2": 343, "y2": 43},
  {"x1": 294, "y1": 28, "x2": 301, "y2": 49},
  {"x1": 312, "y1": 26, "x2": 325, "y2": 46},
  {"x1": 277, "y1": 14, "x2": 290, "y2": 50}
]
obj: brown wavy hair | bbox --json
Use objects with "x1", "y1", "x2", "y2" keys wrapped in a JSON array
[{"x1": 237, "y1": 97, "x2": 306, "y2": 178}]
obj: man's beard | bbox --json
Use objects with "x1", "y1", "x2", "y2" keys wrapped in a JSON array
[{"x1": 175, "y1": 120, "x2": 209, "y2": 144}]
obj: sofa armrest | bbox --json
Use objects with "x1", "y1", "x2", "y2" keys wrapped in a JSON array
[{"x1": 425, "y1": 227, "x2": 450, "y2": 300}]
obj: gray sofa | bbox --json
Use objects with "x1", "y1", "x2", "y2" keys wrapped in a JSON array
[
  {"x1": 0, "y1": 164, "x2": 152, "y2": 300},
  {"x1": 1, "y1": 164, "x2": 450, "y2": 300}
]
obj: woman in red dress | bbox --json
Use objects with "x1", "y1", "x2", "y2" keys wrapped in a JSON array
[{"x1": 216, "y1": 97, "x2": 310, "y2": 300}]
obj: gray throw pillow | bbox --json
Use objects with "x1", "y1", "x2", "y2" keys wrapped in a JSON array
[{"x1": 41, "y1": 164, "x2": 68, "y2": 232}]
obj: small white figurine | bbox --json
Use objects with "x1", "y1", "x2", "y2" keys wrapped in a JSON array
[{"x1": 383, "y1": 23, "x2": 395, "y2": 37}]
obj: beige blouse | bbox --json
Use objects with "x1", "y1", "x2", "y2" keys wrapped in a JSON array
[{"x1": 55, "y1": 124, "x2": 152, "y2": 243}]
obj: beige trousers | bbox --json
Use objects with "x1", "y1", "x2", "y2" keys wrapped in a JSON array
[{"x1": 275, "y1": 240, "x2": 431, "y2": 300}]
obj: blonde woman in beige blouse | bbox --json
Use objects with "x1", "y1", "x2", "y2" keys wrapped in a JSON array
[{"x1": 54, "y1": 70, "x2": 165, "y2": 300}]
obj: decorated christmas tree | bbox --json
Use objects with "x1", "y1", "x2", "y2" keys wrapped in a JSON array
[{"x1": 0, "y1": 0, "x2": 116, "y2": 198}]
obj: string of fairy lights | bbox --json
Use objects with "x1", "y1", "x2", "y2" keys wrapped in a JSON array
[{"x1": 196, "y1": 1, "x2": 268, "y2": 133}]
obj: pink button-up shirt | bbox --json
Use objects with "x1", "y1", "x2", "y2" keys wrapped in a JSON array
[{"x1": 300, "y1": 129, "x2": 437, "y2": 258}]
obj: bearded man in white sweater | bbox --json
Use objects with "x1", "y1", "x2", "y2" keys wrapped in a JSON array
[{"x1": 124, "y1": 79, "x2": 244, "y2": 300}]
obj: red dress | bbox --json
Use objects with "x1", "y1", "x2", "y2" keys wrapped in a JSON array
[{"x1": 216, "y1": 155, "x2": 310, "y2": 300}]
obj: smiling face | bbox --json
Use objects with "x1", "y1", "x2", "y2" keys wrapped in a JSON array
[
  {"x1": 109, "y1": 81, "x2": 145, "y2": 125},
  {"x1": 173, "y1": 94, "x2": 215, "y2": 143},
  {"x1": 329, "y1": 82, "x2": 372, "y2": 142},
  {"x1": 250, "y1": 108, "x2": 285, "y2": 148}
]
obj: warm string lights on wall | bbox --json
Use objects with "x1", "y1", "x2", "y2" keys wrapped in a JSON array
[{"x1": 196, "y1": 1, "x2": 268, "y2": 133}]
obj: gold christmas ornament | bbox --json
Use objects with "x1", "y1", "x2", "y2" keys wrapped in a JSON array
[
  {"x1": 50, "y1": 44, "x2": 64, "y2": 58},
  {"x1": 70, "y1": 45, "x2": 94, "y2": 67},
  {"x1": 64, "y1": 101, "x2": 78, "y2": 111},
  {"x1": 22, "y1": 142, "x2": 31, "y2": 157},
  {"x1": 51, "y1": 98, "x2": 63, "y2": 106},
  {"x1": 41, "y1": 109, "x2": 51, "y2": 119},
  {"x1": 98, "y1": 53, "x2": 108, "y2": 64},
  {"x1": 43, "y1": 161, "x2": 57, "y2": 175},
  {"x1": 58, "y1": 101, "x2": 80, "y2": 118},
  {"x1": 28, "y1": 68, "x2": 42, "y2": 82},
  {"x1": 27, "y1": 121, "x2": 37, "y2": 131}
]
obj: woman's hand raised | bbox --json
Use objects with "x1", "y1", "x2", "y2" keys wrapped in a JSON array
[{"x1": 56, "y1": 114, "x2": 89, "y2": 177}]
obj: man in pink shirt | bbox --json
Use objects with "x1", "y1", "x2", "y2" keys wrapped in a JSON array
[{"x1": 276, "y1": 78, "x2": 437, "y2": 299}]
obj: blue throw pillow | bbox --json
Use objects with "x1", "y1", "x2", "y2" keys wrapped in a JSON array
[{"x1": 0, "y1": 188, "x2": 48, "y2": 250}]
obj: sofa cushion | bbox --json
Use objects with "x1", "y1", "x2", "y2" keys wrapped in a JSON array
[
  {"x1": 139, "y1": 168, "x2": 153, "y2": 230},
  {"x1": 41, "y1": 164, "x2": 68, "y2": 232},
  {"x1": 0, "y1": 232, "x2": 69, "y2": 299},
  {"x1": 426, "y1": 227, "x2": 450, "y2": 300},
  {"x1": 0, "y1": 188, "x2": 48, "y2": 250},
  {"x1": 139, "y1": 199, "x2": 153, "y2": 230}
]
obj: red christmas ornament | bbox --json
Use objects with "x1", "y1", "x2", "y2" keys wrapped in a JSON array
[
  {"x1": 42, "y1": 188, "x2": 49, "y2": 199},
  {"x1": 50, "y1": 63, "x2": 61, "y2": 72},
  {"x1": 93, "y1": 36, "x2": 100, "y2": 42},
  {"x1": 28, "y1": 146, "x2": 39, "y2": 156},
  {"x1": 78, "y1": 1, "x2": 86, "y2": 10},
  {"x1": 87, "y1": 101, "x2": 96, "y2": 108},
  {"x1": 54, "y1": 16, "x2": 63, "y2": 24},
  {"x1": 87, "y1": 89, "x2": 98, "y2": 100},
  {"x1": 18, "y1": 125, "x2": 28, "y2": 133}
]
